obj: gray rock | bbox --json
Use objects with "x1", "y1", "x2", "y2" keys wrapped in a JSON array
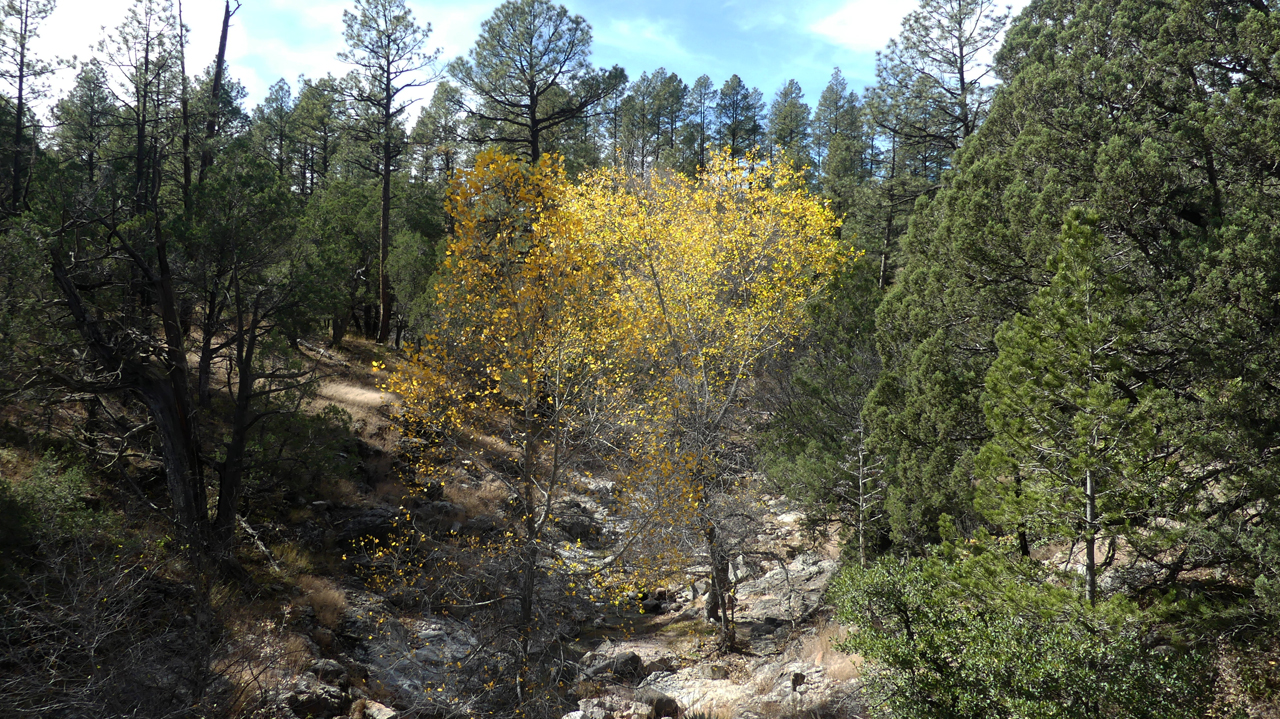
[
  {"x1": 578, "y1": 694, "x2": 653, "y2": 719},
  {"x1": 699, "y1": 664, "x2": 729, "y2": 680},
  {"x1": 285, "y1": 674, "x2": 348, "y2": 718},
  {"x1": 634, "y1": 687, "x2": 680, "y2": 718},
  {"x1": 308, "y1": 658, "x2": 347, "y2": 687},
  {"x1": 335, "y1": 506, "x2": 399, "y2": 544},
  {"x1": 583, "y1": 650, "x2": 644, "y2": 680},
  {"x1": 555, "y1": 501, "x2": 604, "y2": 543},
  {"x1": 362, "y1": 700, "x2": 398, "y2": 719},
  {"x1": 412, "y1": 501, "x2": 466, "y2": 535},
  {"x1": 462, "y1": 516, "x2": 499, "y2": 537},
  {"x1": 641, "y1": 656, "x2": 675, "y2": 675}
]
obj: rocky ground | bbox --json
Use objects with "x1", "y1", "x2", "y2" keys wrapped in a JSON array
[
  {"x1": 222, "y1": 363, "x2": 865, "y2": 719},
  {"x1": 251, "y1": 490, "x2": 864, "y2": 719}
]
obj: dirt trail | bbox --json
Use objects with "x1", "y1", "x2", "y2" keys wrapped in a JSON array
[
  {"x1": 310, "y1": 379, "x2": 399, "y2": 437},
  {"x1": 315, "y1": 381, "x2": 394, "y2": 411}
]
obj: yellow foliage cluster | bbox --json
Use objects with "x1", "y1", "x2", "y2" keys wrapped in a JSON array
[
  {"x1": 380, "y1": 147, "x2": 840, "y2": 603},
  {"x1": 565, "y1": 149, "x2": 839, "y2": 578}
]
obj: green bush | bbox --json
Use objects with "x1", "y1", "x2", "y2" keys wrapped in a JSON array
[
  {"x1": 8, "y1": 452, "x2": 97, "y2": 535},
  {"x1": 830, "y1": 523, "x2": 1214, "y2": 719}
]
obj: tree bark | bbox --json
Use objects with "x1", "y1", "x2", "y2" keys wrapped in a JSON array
[
  {"x1": 51, "y1": 259, "x2": 209, "y2": 552},
  {"x1": 1085, "y1": 468, "x2": 1097, "y2": 605},
  {"x1": 377, "y1": 124, "x2": 393, "y2": 343},
  {"x1": 10, "y1": 0, "x2": 28, "y2": 213},
  {"x1": 199, "y1": 0, "x2": 232, "y2": 181}
]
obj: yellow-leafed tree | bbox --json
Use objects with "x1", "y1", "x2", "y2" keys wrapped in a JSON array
[
  {"x1": 385, "y1": 147, "x2": 840, "y2": 652},
  {"x1": 380, "y1": 149, "x2": 622, "y2": 637},
  {"x1": 567, "y1": 149, "x2": 841, "y2": 644}
]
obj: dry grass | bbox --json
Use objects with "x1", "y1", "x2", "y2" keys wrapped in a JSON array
[
  {"x1": 373, "y1": 478, "x2": 413, "y2": 503},
  {"x1": 317, "y1": 475, "x2": 361, "y2": 506},
  {"x1": 272, "y1": 542, "x2": 314, "y2": 575},
  {"x1": 297, "y1": 575, "x2": 348, "y2": 629},
  {"x1": 683, "y1": 704, "x2": 736, "y2": 719},
  {"x1": 445, "y1": 476, "x2": 510, "y2": 519},
  {"x1": 209, "y1": 611, "x2": 316, "y2": 718},
  {"x1": 801, "y1": 620, "x2": 861, "y2": 682}
]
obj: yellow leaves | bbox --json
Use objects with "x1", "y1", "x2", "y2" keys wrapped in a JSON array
[{"x1": 382, "y1": 146, "x2": 847, "y2": 597}]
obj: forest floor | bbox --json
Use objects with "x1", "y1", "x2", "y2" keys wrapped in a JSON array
[
  {"x1": 279, "y1": 338, "x2": 868, "y2": 719},
  {"x1": 0, "y1": 335, "x2": 866, "y2": 719}
]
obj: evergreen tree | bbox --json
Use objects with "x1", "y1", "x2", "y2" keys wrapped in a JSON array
[
  {"x1": 618, "y1": 70, "x2": 662, "y2": 175},
  {"x1": 869, "y1": 0, "x2": 1007, "y2": 162},
  {"x1": 338, "y1": 0, "x2": 440, "y2": 344},
  {"x1": 653, "y1": 68, "x2": 687, "y2": 161},
  {"x1": 812, "y1": 68, "x2": 870, "y2": 221},
  {"x1": 978, "y1": 211, "x2": 1166, "y2": 603},
  {"x1": 409, "y1": 80, "x2": 464, "y2": 185},
  {"x1": 678, "y1": 73, "x2": 715, "y2": 173},
  {"x1": 447, "y1": 0, "x2": 625, "y2": 163},
  {"x1": 250, "y1": 78, "x2": 294, "y2": 176},
  {"x1": 0, "y1": 0, "x2": 60, "y2": 213},
  {"x1": 765, "y1": 79, "x2": 812, "y2": 176},
  {"x1": 867, "y1": 0, "x2": 1280, "y2": 617},
  {"x1": 714, "y1": 74, "x2": 763, "y2": 157},
  {"x1": 292, "y1": 75, "x2": 344, "y2": 194},
  {"x1": 51, "y1": 60, "x2": 116, "y2": 186}
]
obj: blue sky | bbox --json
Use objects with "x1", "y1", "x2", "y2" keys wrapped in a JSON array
[{"x1": 35, "y1": 0, "x2": 1030, "y2": 119}]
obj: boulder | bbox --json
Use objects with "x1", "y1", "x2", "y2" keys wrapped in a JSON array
[
  {"x1": 362, "y1": 700, "x2": 398, "y2": 719},
  {"x1": 411, "y1": 501, "x2": 466, "y2": 535},
  {"x1": 308, "y1": 658, "x2": 348, "y2": 687},
  {"x1": 578, "y1": 694, "x2": 653, "y2": 719},
  {"x1": 698, "y1": 664, "x2": 729, "y2": 680},
  {"x1": 634, "y1": 687, "x2": 681, "y2": 718},
  {"x1": 641, "y1": 656, "x2": 676, "y2": 675},
  {"x1": 583, "y1": 650, "x2": 644, "y2": 680},
  {"x1": 285, "y1": 674, "x2": 348, "y2": 719},
  {"x1": 335, "y1": 506, "x2": 399, "y2": 544}
]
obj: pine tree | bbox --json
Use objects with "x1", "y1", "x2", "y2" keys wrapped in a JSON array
[
  {"x1": 338, "y1": 0, "x2": 440, "y2": 343},
  {"x1": 250, "y1": 78, "x2": 294, "y2": 175},
  {"x1": 292, "y1": 75, "x2": 344, "y2": 194},
  {"x1": 447, "y1": 0, "x2": 625, "y2": 163},
  {"x1": 867, "y1": 0, "x2": 1280, "y2": 606},
  {"x1": 812, "y1": 68, "x2": 870, "y2": 222},
  {"x1": 714, "y1": 74, "x2": 763, "y2": 157},
  {"x1": 766, "y1": 79, "x2": 812, "y2": 176},
  {"x1": 978, "y1": 211, "x2": 1165, "y2": 604},
  {"x1": 51, "y1": 60, "x2": 116, "y2": 186},
  {"x1": 678, "y1": 74, "x2": 715, "y2": 173}
]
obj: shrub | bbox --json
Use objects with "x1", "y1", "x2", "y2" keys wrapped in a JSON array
[
  {"x1": 830, "y1": 525, "x2": 1214, "y2": 719},
  {"x1": 6, "y1": 452, "x2": 99, "y2": 536}
]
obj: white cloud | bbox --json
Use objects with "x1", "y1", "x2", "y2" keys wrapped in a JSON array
[
  {"x1": 594, "y1": 17, "x2": 694, "y2": 65},
  {"x1": 808, "y1": 0, "x2": 1033, "y2": 54},
  {"x1": 29, "y1": 0, "x2": 484, "y2": 118},
  {"x1": 807, "y1": 0, "x2": 914, "y2": 53}
]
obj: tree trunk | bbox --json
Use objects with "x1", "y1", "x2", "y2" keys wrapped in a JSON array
[
  {"x1": 197, "y1": 287, "x2": 222, "y2": 408},
  {"x1": 51, "y1": 260, "x2": 209, "y2": 553},
  {"x1": 1085, "y1": 468, "x2": 1097, "y2": 605},
  {"x1": 377, "y1": 136, "x2": 393, "y2": 343},
  {"x1": 11, "y1": 1, "x2": 27, "y2": 213},
  {"x1": 519, "y1": 404, "x2": 541, "y2": 626},
  {"x1": 330, "y1": 310, "x2": 349, "y2": 348},
  {"x1": 139, "y1": 372, "x2": 209, "y2": 549},
  {"x1": 212, "y1": 295, "x2": 257, "y2": 553},
  {"x1": 704, "y1": 523, "x2": 734, "y2": 649},
  {"x1": 200, "y1": 1, "x2": 232, "y2": 181}
]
